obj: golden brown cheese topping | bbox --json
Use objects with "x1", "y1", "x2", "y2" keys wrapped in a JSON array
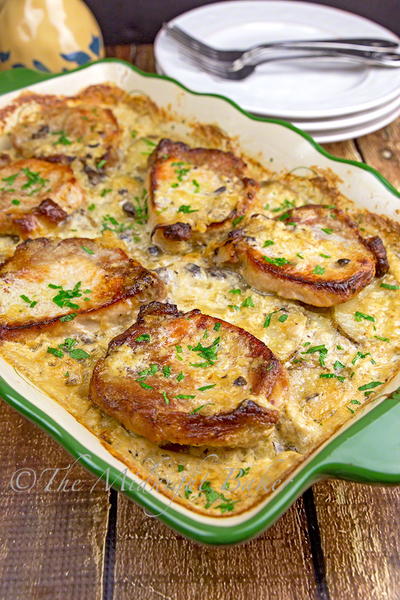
[
  {"x1": 216, "y1": 205, "x2": 388, "y2": 307},
  {"x1": 10, "y1": 103, "x2": 121, "y2": 179},
  {"x1": 0, "y1": 235, "x2": 165, "y2": 334},
  {"x1": 90, "y1": 302, "x2": 287, "y2": 447},
  {"x1": 148, "y1": 139, "x2": 257, "y2": 252},
  {"x1": 0, "y1": 158, "x2": 85, "y2": 237}
]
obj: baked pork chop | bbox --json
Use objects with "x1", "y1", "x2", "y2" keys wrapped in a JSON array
[
  {"x1": 215, "y1": 204, "x2": 388, "y2": 307},
  {"x1": 147, "y1": 139, "x2": 258, "y2": 253},
  {"x1": 89, "y1": 302, "x2": 287, "y2": 447},
  {"x1": 0, "y1": 158, "x2": 85, "y2": 238},
  {"x1": 0, "y1": 236, "x2": 165, "y2": 335},
  {"x1": 10, "y1": 102, "x2": 120, "y2": 180}
]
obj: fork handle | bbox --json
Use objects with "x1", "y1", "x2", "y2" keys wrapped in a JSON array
[
  {"x1": 245, "y1": 39, "x2": 399, "y2": 63},
  {"x1": 242, "y1": 47, "x2": 400, "y2": 68}
]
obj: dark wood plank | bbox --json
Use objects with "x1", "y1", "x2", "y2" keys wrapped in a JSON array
[
  {"x1": 106, "y1": 44, "x2": 135, "y2": 63},
  {"x1": 0, "y1": 401, "x2": 110, "y2": 600},
  {"x1": 355, "y1": 119, "x2": 400, "y2": 189},
  {"x1": 114, "y1": 495, "x2": 318, "y2": 600}
]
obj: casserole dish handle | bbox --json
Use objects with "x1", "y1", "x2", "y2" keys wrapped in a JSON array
[{"x1": 316, "y1": 392, "x2": 400, "y2": 484}]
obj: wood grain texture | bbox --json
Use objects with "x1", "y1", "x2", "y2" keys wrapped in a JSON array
[
  {"x1": 114, "y1": 495, "x2": 318, "y2": 600},
  {"x1": 356, "y1": 121, "x2": 400, "y2": 189},
  {"x1": 0, "y1": 401, "x2": 110, "y2": 600}
]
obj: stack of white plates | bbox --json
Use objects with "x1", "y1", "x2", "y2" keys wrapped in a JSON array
[{"x1": 155, "y1": 1, "x2": 400, "y2": 143}]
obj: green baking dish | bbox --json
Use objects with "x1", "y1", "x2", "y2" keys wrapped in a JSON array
[{"x1": 0, "y1": 59, "x2": 399, "y2": 546}]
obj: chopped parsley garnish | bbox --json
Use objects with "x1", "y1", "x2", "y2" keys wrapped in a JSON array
[
  {"x1": 232, "y1": 215, "x2": 244, "y2": 227},
  {"x1": 263, "y1": 240, "x2": 274, "y2": 247},
  {"x1": 374, "y1": 335, "x2": 390, "y2": 342},
  {"x1": 100, "y1": 188, "x2": 112, "y2": 197},
  {"x1": 351, "y1": 351, "x2": 370, "y2": 365},
  {"x1": 68, "y1": 348, "x2": 91, "y2": 360},
  {"x1": 263, "y1": 310, "x2": 279, "y2": 328},
  {"x1": 11, "y1": 199, "x2": 20, "y2": 205},
  {"x1": 199, "y1": 480, "x2": 235, "y2": 512},
  {"x1": 88, "y1": 203, "x2": 96, "y2": 211},
  {"x1": 278, "y1": 313, "x2": 288, "y2": 323},
  {"x1": 162, "y1": 391, "x2": 170, "y2": 405},
  {"x1": 60, "y1": 313, "x2": 77, "y2": 322},
  {"x1": 177, "y1": 205, "x2": 198, "y2": 214},
  {"x1": 135, "y1": 334, "x2": 150, "y2": 342},
  {"x1": 137, "y1": 381, "x2": 153, "y2": 390},
  {"x1": 321, "y1": 227, "x2": 333, "y2": 234},
  {"x1": 162, "y1": 366, "x2": 171, "y2": 377},
  {"x1": 229, "y1": 289, "x2": 242, "y2": 295},
  {"x1": 2, "y1": 173, "x2": 18, "y2": 186},
  {"x1": 81, "y1": 246, "x2": 94, "y2": 255},
  {"x1": 198, "y1": 384, "x2": 216, "y2": 391},
  {"x1": 176, "y1": 394, "x2": 196, "y2": 400},
  {"x1": 47, "y1": 347, "x2": 64, "y2": 358},
  {"x1": 96, "y1": 159, "x2": 107, "y2": 169},
  {"x1": 22, "y1": 168, "x2": 48, "y2": 193},
  {"x1": 49, "y1": 281, "x2": 89, "y2": 310},
  {"x1": 177, "y1": 464, "x2": 184, "y2": 472},
  {"x1": 358, "y1": 381, "x2": 383, "y2": 391},
  {"x1": 302, "y1": 344, "x2": 328, "y2": 366},
  {"x1": 101, "y1": 214, "x2": 133, "y2": 234},
  {"x1": 271, "y1": 199, "x2": 295, "y2": 213},
  {"x1": 241, "y1": 296, "x2": 254, "y2": 308},
  {"x1": 313, "y1": 265, "x2": 325, "y2": 275},
  {"x1": 130, "y1": 130, "x2": 137, "y2": 138},
  {"x1": 319, "y1": 253, "x2": 331, "y2": 258},
  {"x1": 176, "y1": 372, "x2": 185, "y2": 382},
  {"x1": 228, "y1": 304, "x2": 240, "y2": 311},
  {"x1": 47, "y1": 337, "x2": 90, "y2": 361},
  {"x1": 319, "y1": 373, "x2": 345, "y2": 382},
  {"x1": 296, "y1": 253, "x2": 304, "y2": 260},
  {"x1": 380, "y1": 283, "x2": 400, "y2": 290},
  {"x1": 191, "y1": 336, "x2": 220, "y2": 366},
  {"x1": 235, "y1": 467, "x2": 250, "y2": 478},
  {"x1": 131, "y1": 190, "x2": 148, "y2": 224},
  {"x1": 52, "y1": 130, "x2": 72, "y2": 145},
  {"x1": 354, "y1": 311, "x2": 375, "y2": 322},
  {"x1": 192, "y1": 179, "x2": 200, "y2": 192},
  {"x1": 334, "y1": 360, "x2": 345, "y2": 370},
  {"x1": 20, "y1": 294, "x2": 37, "y2": 308},
  {"x1": 143, "y1": 137, "x2": 157, "y2": 147},
  {"x1": 213, "y1": 322, "x2": 221, "y2": 331},
  {"x1": 263, "y1": 256, "x2": 291, "y2": 266}
]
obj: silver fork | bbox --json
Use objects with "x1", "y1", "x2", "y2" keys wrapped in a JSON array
[
  {"x1": 178, "y1": 46, "x2": 400, "y2": 80},
  {"x1": 164, "y1": 23, "x2": 399, "y2": 63}
]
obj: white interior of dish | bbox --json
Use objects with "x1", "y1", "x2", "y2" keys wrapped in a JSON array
[{"x1": 0, "y1": 61, "x2": 399, "y2": 527}]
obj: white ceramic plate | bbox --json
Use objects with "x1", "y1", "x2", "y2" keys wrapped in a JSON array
[
  {"x1": 281, "y1": 94, "x2": 400, "y2": 132},
  {"x1": 311, "y1": 103, "x2": 400, "y2": 142},
  {"x1": 155, "y1": 1, "x2": 400, "y2": 119}
]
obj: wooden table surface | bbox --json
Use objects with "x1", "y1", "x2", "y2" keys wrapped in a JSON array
[{"x1": 0, "y1": 45, "x2": 399, "y2": 600}]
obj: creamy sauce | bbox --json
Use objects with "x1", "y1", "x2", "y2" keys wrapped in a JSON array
[{"x1": 0, "y1": 85, "x2": 399, "y2": 516}]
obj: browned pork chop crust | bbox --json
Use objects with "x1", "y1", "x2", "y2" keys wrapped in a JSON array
[
  {"x1": 216, "y1": 204, "x2": 388, "y2": 307},
  {"x1": 10, "y1": 102, "x2": 121, "y2": 179},
  {"x1": 148, "y1": 139, "x2": 258, "y2": 252},
  {"x1": 0, "y1": 237, "x2": 165, "y2": 335},
  {"x1": 0, "y1": 158, "x2": 85, "y2": 237},
  {"x1": 89, "y1": 302, "x2": 288, "y2": 447}
]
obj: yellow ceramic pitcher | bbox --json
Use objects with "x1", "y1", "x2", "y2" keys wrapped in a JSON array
[{"x1": 0, "y1": 0, "x2": 104, "y2": 72}]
